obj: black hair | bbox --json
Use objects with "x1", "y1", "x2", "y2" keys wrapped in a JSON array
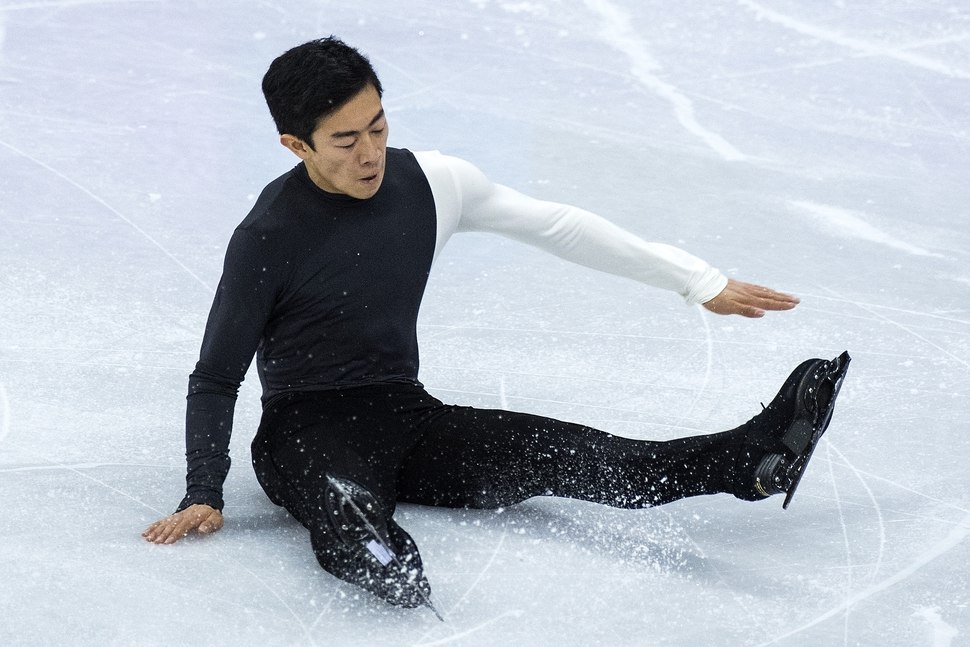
[{"x1": 261, "y1": 36, "x2": 383, "y2": 149}]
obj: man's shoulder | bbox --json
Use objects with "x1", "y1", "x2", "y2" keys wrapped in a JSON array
[
  {"x1": 387, "y1": 146, "x2": 428, "y2": 176},
  {"x1": 237, "y1": 165, "x2": 305, "y2": 232}
]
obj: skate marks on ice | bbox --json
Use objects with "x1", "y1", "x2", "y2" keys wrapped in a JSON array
[
  {"x1": 825, "y1": 442, "x2": 887, "y2": 587},
  {"x1": 0, "y1": 137, "x2": 213, "y2": 293},
  {"x1": 824, "y1": 441, "x2": 855, "y2": 646},
  {"x1": 752, "y1": 511, "x2": 970, "y2": 647},
  {"x1": 824, "y1": 440, "x2": 890, "y2": 646},
  {"x1": 406, "y1": 499, "x2": 740, "y2": 644},
  {"x1": 414, "y1": 610, "x2": 525, "y2": 647},
  {"x1": 421, "y1": 310, "x2": 725, "y2": 435},
  {"x1": 750, "y1": 351, "x2": 967, "y2": 645},
  {"x1": 825, "y1": 446, "x2": 970, "y2": 526},
  {"x1": 581, "y1": 0, "x2": 746, "y2": 161},
  {"x1": 683, "y1": 303, "x2": 717, "y2": 423},
  {"x1": 1, "y1": 444, "x2": 321, "y2": 646},
  {"x1": 804, "y1": 292, "x2": 970, "y2": 327},
  {"x1": 0, "y1": 383, "x2": 9, "y2": 445},
  {"x1": 412, "y1": 530, "x2": 515, "y2": 646},
  {"x1": 0, "y1": 0, "x2": 159, "y2": 10},
  {"x1": 789, "y1": 201, "x2": 944, "y2": 259},
  {"x1": 822, "y1": 451, "x2": 970, "y2": 646},
  {"x1": 736, "y1": 0, "x2": 970, "y2": 80},
  {"x1": 913, "y1": 607, "x2": 960, "y2": 647},
  {"x1": 817, "y1": 286, "x2": 969, "y2": 371}
]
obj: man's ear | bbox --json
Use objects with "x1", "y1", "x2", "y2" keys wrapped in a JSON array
[{"x1": 280, "y1": 134, "x2": 312, "y2": 159}]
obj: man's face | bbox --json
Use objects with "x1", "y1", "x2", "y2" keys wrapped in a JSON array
[{"x1": 281, "y1": 84, "x2": 388, "y2": 199}]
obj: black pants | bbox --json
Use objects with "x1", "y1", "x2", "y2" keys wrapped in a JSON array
[{"x1": 251, "y1": 383, "x2": 744, "y2": 595}]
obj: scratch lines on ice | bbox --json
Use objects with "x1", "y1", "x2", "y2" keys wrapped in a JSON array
[
  {"x1": 429, "y1": 384, "x2": 708, "y2": 434},
  {"x1": 427, "y1": 361, "x2": 702, "y2": 393},
  {"x1": 753, "y1": 512, "x2": 970, "y2": 646},
  {"x1": 446, "y1": 528, "x2": 506, "y2": 616},
  {"x1": 5, "y1": 448, "x2": 317, "y2": 644},
  {"x1": 414, "y1": 610, "x2": 524, "y2": 647},
  {"x1": 0, "y1": 461, "x2": 175, "y2": 473},
  {"x1": 12, "y1": 448, "x2": 167, "y2": 516},
  {"x1": 498, "y1": 376, "x2": 510, "y2": 409},
  {"x1": 914, "y1": 607, "x2": 960, "y2": 647},
  {"x1": 582, "y1": 0, "x2": 746, "y2": 161},
  {"x1": 804, "y1": 293, "x2": 970, "y2": 327},
  {"x1": 0, "y1": 138, "x2": 213, "y2": 293},
  {"x1": 736, "y1": 0, "x2": 970, "y2": 79},
  {"x1": 0, "y1": 0, "x2": 158, "y2": 11},
  {"x1": 0, "y1": 382, "x2": 10, "y2": 445},
  {"x1": 827, "y1": 455, "x2": 970, "y2": 520},
  {"x1": 827, "y1": 442, "x2": 886, "y2": 586},
  {"x1": 680, "y1": 304, "x2": 717, "y2": 421},
  {"x1": 420, "y1": 322, "x2": 715, "y2": 344},
  {"x1": 791, "y1": 201, "x2": 943, "y2": 258},
  {"x1": 821, "y1": 286, "x2": 969, "y2": 370},
  {"x1": 415, "y1": 530, "x2": 511, "y2": 646},
  {"x1": 77, "y1": 461, "x2": 315, "y2": 644},
  {"x1": 651, "y1": 507, "x2": 772, "y2": 637},
  {"x1": 825, "y1": 443, "x2": 854, "y2": 645},
  {"x1": 217, "y1": 551, "x2": 319, "y2": 647},
  {"x1": 908, "y1": 80, "x2": 969, "y2": 145}
]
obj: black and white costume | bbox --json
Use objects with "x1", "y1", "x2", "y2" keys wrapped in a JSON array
[{"x1": 180, "y1": 147, "x2": 742, "y2": 604}]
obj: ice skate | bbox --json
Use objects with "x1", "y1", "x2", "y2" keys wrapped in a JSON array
[
  {"x1": 323, "y1": 476, "x2": 441, "y2": 617},
  {"x1": 736, "y1": 351, "x2": 851, "y2": 508}
]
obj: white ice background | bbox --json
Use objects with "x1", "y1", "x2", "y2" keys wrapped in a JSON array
[{"x1": 1, "y1": 1, "x2": 969, "y2": 645}]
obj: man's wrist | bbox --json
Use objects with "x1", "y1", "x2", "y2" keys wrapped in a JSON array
[{"x1": 176, "y1": 490, "x2": 224, "y2": 513}]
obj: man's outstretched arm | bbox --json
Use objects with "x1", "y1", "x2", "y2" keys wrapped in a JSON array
[
  {"x1": 419, "y1": 153, "x2": 798, "y2": 315},
  {"x1": 143, "y1": 504, "x2": 224, "y2": 544},
  {"x1": 702, "y1": 278, "x2": 799, "y2": 318}
]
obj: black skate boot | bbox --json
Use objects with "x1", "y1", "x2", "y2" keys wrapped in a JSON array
[
  {"x1": 321, "y1": 476, "x2": 442, "y2": 619},
  {"x1": 734, "y1": 351, "x2": 850, "y2": 509}
]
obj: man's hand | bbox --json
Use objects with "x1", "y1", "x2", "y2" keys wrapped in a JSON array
[
  {"x1": 702, "y1": 278, "x2": 799, "y2": 318},
  {"x1": 142, "y1": 504, "x2": 224, "y2": 545}
]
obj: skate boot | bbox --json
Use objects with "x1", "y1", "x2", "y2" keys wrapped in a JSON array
[
  {"x1": 735, "y1": 351, "x2": 850, "y2": 508},
  {"x1": 321, "y1": 476, "x2": 442, "y2": 618}
]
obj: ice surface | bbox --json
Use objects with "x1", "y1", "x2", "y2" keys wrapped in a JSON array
[{"x1": 1, "y1": 1, "x2": 968, "y2": 645}]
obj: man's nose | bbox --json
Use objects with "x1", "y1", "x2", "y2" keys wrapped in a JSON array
[{"x1": 359, "y1": 134, "x2": 381, "y2": 164}]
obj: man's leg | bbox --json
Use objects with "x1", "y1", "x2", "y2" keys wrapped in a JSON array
[
  {"x1": 251, "y1": 388, "x2": 432, "y2": 608},
  {"x1": 397, "y1": 405, "x2": 740, "y2": 510},
  {"x1": 397, "y1": 353, "x2": 850, "y2": 510}
]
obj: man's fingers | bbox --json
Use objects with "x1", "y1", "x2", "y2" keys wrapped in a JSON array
[
  {"x1": 749, "y1": 295, "x2": 794, "y2": 313},
  {"x1": 166, "y1": 517, "x2": 197, "y2": 543},
  {"x1": 145, "y1": 516, "x2": 189, "y2": 544},
  {"x1": 142, "y1": 519, "x2": 170, "y2": 542},
  {"x1": 704, "y1": 279, "x2": 799, "y2": 317},
  {"x1": 142, "y1": 505, "x2": 222, "y2": 544},
  {"x1": 757, "y1": 290, "x2": 799, "y2": 310},
  {"x1": 736, "y1": 282, "x2": 798, "y2": 308},
  {"x1": 198, "y1": 511, "x2": 224, "y2": 535},
  {"x1": 740, "y1": 305, "x2": 766, "y2": 319}
]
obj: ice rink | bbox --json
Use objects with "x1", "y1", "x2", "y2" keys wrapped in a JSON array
[{"x1": 1, "y1": 1, "x2": 968, "y2": 645}]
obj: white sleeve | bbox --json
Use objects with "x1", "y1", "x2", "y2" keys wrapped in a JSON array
[{"x1": 413, "y1": 150, "x2": 727, "y2": 305}]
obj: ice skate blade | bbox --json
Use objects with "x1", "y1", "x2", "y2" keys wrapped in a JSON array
[
  {"x1": 781, "y1": 351, "x2": 851, "y2": 509},
  {"x1": 426, "y1": 599, "x2": 445, "y2": 622}
]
